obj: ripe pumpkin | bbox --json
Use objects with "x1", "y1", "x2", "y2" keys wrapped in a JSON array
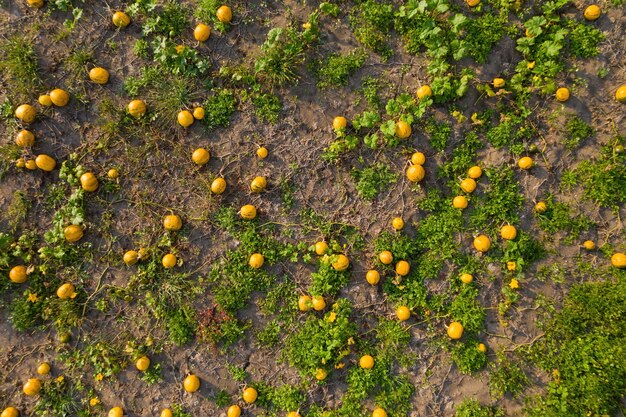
[
  {"x1": 555, "y1": 87, "x2": 570, "y2": 102},
  {"x1": 257, "y1": 147, "x2": 268, "y2": 159},
  {"x1": 162, "y1": 253, "x2": 177, "y2": 269},
  {"x1": 473, "y1": 235, "x2": 491, "y2": 252},
  {"x1": 160, "y1": 409, "x2": 173, "y2": 417},
  {"x1": 37, "y1": 362, "x2": 50, "y2": 375},
  {"x1": 123, "y1": 250, "x2": 139, "y2": 266},
  {"x1": 243, "y1": 387, "x2": 258, "y2": 404},
  {"x1": 582, "y1": 240, "x2": 595, "y2": 250},
  {"x1": 518, "y1": 156, "x2": 533, "y2": 170},
  {"x1": 406, "y1": 164, "x2": 425, "y2": 182},
  {"x1": 23, "y1": 378, "x2": 42, "y2": 396},
  {"x1": 9, "y1": 265, "x2": 28, "y2": 283},
  {"x1": 287, "y1": 412, "x2": 301, "y2": 417},
  {"x1": 227, "y1": 405, "x2": 241, "y2": 417},
  {"x1": 391, "y1": 217, "x2": 404, "y2": 230},
  {"x1": 452, "y1": 195, "x2": 468, "y2": 209},
  {"x1": 183, "y1": 374, "x2": 200, "y2": 392},
  {"x1": 211, "y1": 177, "x2": 227, "y2": 194},
  {"x1": 135, "y1": 356, "x2": 150, "y2": 371},
  {"x1": 315, "y1": 368, "x2": 327, "y2": 381},
  {"x1": 1, "y1": 407, "x2": 19, "y2": 417},
  {"x1": 411, "y1": 152, "x2": 425, "y2": 166},
  {"x1": 467, "y1": 165, "x2": 482, "y2": 179},
  {"x1": 415, "y1": 85, "x2": 432, "y2": 100},
  {"x1": 372, "y1": 408, "x2": 387, "y2": 417},
  {"x1": 193, "y1": 107, "x2": 205, "y2": 120},
  {"x1": 216, "y1": 5, "x2": 233, "y2": 23},
  {"x1": 298, "y1": 295, "x2": 312, "y2": 312},
  {"x1": 108, "y1": 407, "x2": 123, "y2": 417},
  {"x1": 192, "y1": 148, "x2": 210, "y2": 165},
  {"x1": 240, "y1": 205, "x2": 257, "y2": 220},
  {"x1": 332, "y1": 254, "x2": 350, "y2": 271},
  {"x1": 312, "y1": 296, "x2": 326, "y2": 311},
  {"x1": 460, "y1": 273, "x2": 473, "y2": 284},
  {"x1": 25, "y1": 159, "x2": 38, "y2": 170},
  {"x1": 366, "y1": 270, "x2": 380, "y2": 285},
  {"x1": 610, "y1": 252, "x2": 626, "y2": 268},
  {"x1": 379, "y1": 251, "x2": 393, "y2": 265},
  {"x1": 395, "y1": 121, "x2": 412, "y2": 139},
  {"x1": 249, "y1": 253, "x2": 264, "y2": 269},
  {"x1": 38, "y1": 95, "x2": 52, "y2": 106},
  {"x1": 447, "y1": 321, "x2": 464, "y2": 339},
  {"x1": 35, "y1": 154, "x2": 56, "y2": 172},
  {"x1": 465, "y1": 0, "x2": 480, "y2": 5},
  {"x1": 194, "y1": 23, "x2": 211, "y2": 42},
  {"x1": 251, "y1": 176, "x2": 267, "y2": 193},
  {"x1": 178, "y1": 110, "x2": 194, "y2": 128},
  {"x1": 359, "y1": 355, "x2": 374, "y2": 369},
  {"x1": 64, "y1": 225, "x2": 83, "y2": 242},
  {"x1": 477, "y1": 343, "x2": 487, "y2": 353},
  {"x1": 57, "y1": 283, "x2": 76, "y2": 299},
  {"x1": 112, "y1": 11, "x2": 131, "y2": 28},
  {"x1": 535, "y1": 201, "x2": 547, "y2": 213},
  {"x1": 460, "y1": 178, "x2": 477, "y2": 193},
  {"x1": 493, "y1": 78, "x2": 505, "y2": 88},
  {"x1": 80, "y1": 172, "x2": 99, "y2": 192},
  {"x1": 615, "y1": 85, "x2": 626, "y2": 103},
  {"x1": 395, "y1": 260, "x2": 410, "y2": 276},
  {"x1": 27, "y1": 0, "x2": 44, "y2": 7},
  {"x1": 108, "y1": 168, "x2": 119, "y2": 179},
  {"x1": 15, "y1": 104, "x2": 36, "y2": 123},
  {"x1": 333, "y1": 116, "x2": 347, "y2": 130},
  {"x1": 127, "y1": 100, "x2": 147, "y2": 118},
  {"x1": 15, "y1": 130, "x2": 35, "y2": 147},
  {"x1": 583, "y1": 4, "x2": 601, "y2": 21},
  {"x1": 396, "y1": 306, "x2": 410, "y2": 321},
  {"x1": 49, "y1": 89, "x2": 70, "y2": 106},
  {"x1": 500, "y1": 225, "x2": 517, "y2": 240},
  {"x1": 163, "y1": 214, "x2": 182, "y2": 231},
  {"x1": 89, "y1": 67, "x2": 110, "y2": 84},
  {"x1": 314, "y1": 241, "x2": 328, "y2": 255}
]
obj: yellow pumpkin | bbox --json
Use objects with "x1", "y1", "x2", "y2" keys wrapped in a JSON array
[
  {"x1": 500, "y1": 225, "x2": 517, "y2": 240},
  {"x1": 315, "y1": 368, "x2": 327, "y2": 381},
  {"x1": 194, "y1": 23, "x2": 211, "y2": 42},
  {"x1": 391, "y1": 217, "x2": 404, "y2": 230},
  {"x1": 1, "y1": 407, "x2": 19, "y2": 417},
  {"x1": 163, "y1": 214, "x2": 182, "y2": 231},
  {"x1": 583, "y1": 4, "x2": 601, "y2": 21},
  {"x1": 493, "y1": 78, "x2": 505, "y2": 88},
  {"x1": 379, "y1": 251, "x2": 393, "y2": 265},
  {"x1": 555, "y1": 87, "x2": 570, "y2": 102},
  {"x1": 372, "y1": 408, "x2": 388, "y2": 417},
  {"x1": 582, "y1": 240, "x2": 595, "y2": 250},
  {"x1": 16, "y1": 159, "x2": 26, "y2": 169},
  {"x1": 460, "y1": 178, "x2": 477, "y2": 193},
  {"x1": 211, "y1": 177, "x2": 227, "y2": 194},
  {"x1": 257, "y1": 147, "x2": 268, "y2": 159},
  {"x1": 535, "y1": 201, "x2": 547, "y2": 213},
  {"x1": 518, "y1": 156, "x2": 533, "y2": 170},
  {"x1": 333, "y1": 116, "x2": 347, "y2": 130},
  {"x1": 160, "y1": 409, "x2": 173, "y2": 417},
  {"x1": 315, "y1": 241, "x2": 328, "y2": 255},
  {"x1": 477, "y1": 343, "x2": 487, "y2": 353},
  {"x1": 287, "y1": 412, "x2": 301, "y2": 417},
  {"x1": 227, "y1": 405, "x2": 241, "y2": 417},
  {"x1": 467, "y1": 165, "x2": 482, "y2": 179},
  {"x1": 183, "y1": 374, "x2": 200, "y2": 392},
  {"x1": 250, "y1": 176, "x2": 267, "y2": 193},
  {"x1": 123, "y1": 250, "x2": 139, "y2": 266},
  {"x1": 49, "y1": 89, "x2": 70, "y2": 106},
  {"x1": 216, "y1": 5, "x2": 233, "y2": 23},
  {"x1": 415, "y1": 85, "x2": 432, "y2": 100},
  {"x1": 242, "y1": 387, "x2": 258, "y2": 404},
  {"x1": 452, "y1": 195, "x2": 468, "y2": 209},
  {"x1": 178, "y1": 110, "x2": 194, "y2": 128},
  {"x1": 460, "y1": 273, "x2": 473, "y2": 284},
  {"x1": 27, "y1": 0, "x2": 44, "y2": 7},
  {"x1": 108, "y1": 407, "x2": 124, "y2": 417},
  {"x1": 135, "y1": 356, "x2": 150, "y2": 371},
  {"x1": 473, "y1": 235, "x2": 491, "y2": 252},
  {"x1": 80, "y1": 172, "x2": 99, "y2": 192},
  {"x1": 9, "y1": 265, "x2": 28, "y2": 283},
  {"x1": 396, "y1": 306, "x2": 410, "y2": 321},
  {"x1": 411, "y1": 151, "x2": 425, "y2": 166},
  {"x1": 57, "y1": 283, "x2": 76, "y2": 299},
  {"x1": 108, "y1": 168, "x2": 119, "y2": 179},
  {"x1": 25, "y1": 159, "x2": 38, "y2": 170},
  {"x1": 193, "y1": 107, "x2": 205, "y2": 120},
  {"x1": 240, "y1": 205, "x2": 257, "y2": 220},
  {"x1": 192, "y1": 148, "x2": 210, "y2": 165},
  {"x1": 15, "y1": 104, "x2": 36, "y2": 123},
  {"x1": 162, "y1": 253, "x2": 177, "y2": 269},
  {"x1": 138, "y1": 248, "x2": 150, "y2": 261},
  {"x1": 359, "y1": 355, "x2": 374, "y2": 369},
  {"x1": 395, "y1": 120, "x2": 412, "y2": 139},
  {"x1": 35, "y1": 154, "x2": 56, "y2": 172},
  {"x1": 406, "y1": 164, "x2": 425, "y2": 182},
  {"x1": 365, "y1": 270, "x2": 380, "y2": 285},
  {"x1": 611, "y1": 252, "x2": 626, "y2": 268},
  {"x1": 395, "y1": 260, "x2": 410, "y2": 276},
  {"x1": 38, "y1": 95, "x2": 52, "y2": 106},
  {"x1": 311, "y1": 296, "x2": 326, "y2": 311},
  {"x1": 15, "y1": 130, "x2": 35, "y2": 147},
  {"x1": 447, "y1": 321, "x2": 464, "y2": 339},
  {"x1": 89, "y1": 67, "x2": 110, "y2": 84},
  {"x1": 615, "y1": 85, "x2": 626, "y2": 103},
  {"x1": 249, "y1": 253, "x2": 264, "y2": 269},
  {"x1": 23, "y1": 378, "x2": 42, "y2": 396},
  {"x1": 332, "y1": 254, "x2": 350, "y2": 271},
  {"x1": 127, "y1": 100, "x2": 147, "y2": 118},
  {"x1": 112, "y1": 11, "x2": 131, "y2": 28},
  {"x1": 298, "y1": 295, "x2": 311, "y2": 312},
  {"x1": 465, "y1": 0, "x2": 480, "y2": 6},
  {"x1": 64, "y1": 225, "x2": 83, "y2": 242}
]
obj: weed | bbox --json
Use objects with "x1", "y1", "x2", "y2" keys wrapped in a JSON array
[
  {"x1": 142, "y1": 2, "x2": 189, "y2": 38},
  {"x1": 566, "y1": 19, "x2": 604, "y2": 59},
  {"x1": 252, "y1": 92, "x2": 282, "y2": 123},
  {"x1": 424, "y1": 118, "x2": 452, "y2": 152},
  {"x1": 562, "y1": 114, "x2": 594, "y2": 150},
  {"x1": 310, "y1": 259, "x2": 351, "y2": 296},
  {"x1": 166, "y1": 305, "x2": 197, "y2": 346},
  {"x1": 489, "y1": 352, "x2": 529, "y2": 399},
  {"x1": 537, "y1": 197, "x2": 594, "y2": 242},
  {"x1": 6, "y1": 190, "x2": 31, "y2": 231},
  {"x1": 316, "y1": 48, "x2": 367, "y2": 89},
  {"x1": 140, "y1": 363, "x2": 163, "y2": 384},
  {"x1": 350, "y1": 0, "x2": 394, "y2": 59},
  {"x1": 202, "y1": 88, "x2": 238, "y2": 130},
  {"x1": 255, "y1": 27, "x2": 306, "y2": 86},
  {"x1": 455, "y1": 399, "x2": 505, "y2": 417},
  {"x1": 470, "y1": 166, "x2": 524, "y2": 230},
  {"x1": 450, "y1": 338, "x2": 488, "y2": 374},
  {"x1": 351, "y1": 163, "x2": 398, "y2": 201},
  {"x1": 0, "y1": 35, "x2": 41, "y2": 100}
]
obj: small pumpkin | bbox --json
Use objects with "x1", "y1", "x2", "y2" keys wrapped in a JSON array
[
  {"x1": 216, "y1": 5, "x2": 233, "y2": 23},
  {"x1": 89, "y1": 67, "x2": 110, "y2": 84},
  {"x1": 465, "y1": 0, "x2": 480, "y2": 6},
  {"x1": 194, "y1": 23, "x2": 211, "y2": 42},
  {"x1": 25, "y1": 159, "x2": 37, "y2": 170},
  {"x1": 359, "y1": 355, "x2": 374, "y2": 369},
  {"x1": 287, "y1": 412, "x2": 301, "y2": 417},
  {"x1": 518, "y1": 156, "x2": 533, "y2": 170},
  {"x1": 372, "y1": 408, "x2": 388, "y2": 417},
  {"x1": 160, "y1": 410, "x2": 173, "y2": 417},
  {"x1": 415, "y1": 85, "x2": 432, "y2": 100},
  {"x1": 391, "y1": 217, "x2": 404, "y2": 230},
  {"x1": 365, "y1": 270, "x2": 380, "y2": 285},
  {"x1": 183, "y1": 374, "x2": 200, "y2": 392},
  {"x1": 311, "y1": 296, "x2": 326, "y2": 311},
  {"x1": 127, "y1": 100, "x2": 147, "y2": 118},
  {"x1": 227, "y1": 405, "x2": 241, "y2": 417},
  {"x1": 298, "y1": 295, "x2": 311, "y2": 311},
  {"x1": 500, "y1": 224, "x2": 517, "y2": 240},
  {"x1": 447, "y1": 321, "x2": 464, "y2": 339},
  {"x1": 396, "y1": 306, "x2": 410, "y2": 321},
  {"x1": 583, "y1": 4, "x2": 601, "y2": 21},
  {"x1": 64, "y1": 225, "x2": 83, "y2": 242},
  {"x1": 211, "y1": 177, "x2": 227, "y2": 194},
  {"x1": 332, "y1": 254, "x2": 350, "y2": 271},
  {"x1": 493, "y1": 78, "x2": 505, "y2": 88},
  {"x1": 108, "y1": 168, "x2": 119, "y2": 179},
  {"x1": 611, "y1": 252, "x2": 626, "y2": 268},
  {"x1": 9, "y1": 265, "x2": 28, "y2": 284},
  {"x1": 467, "y1": 165, "x2": 482, "y2": 179},
  {"x1": 15, "y1": 104, "x2": 36, "y2": 123},
  {"x1": 242, "y1": 387, "x2": 258, "y2": 404},
  {"x1": 23, "y1": 378, "x2": 42, "y2": 396},
  {"x1": 178, "y1": 110, "x2": 194, "y2": 128},
  {"x1": 38, "y1": 95, "x2": 52, "y2": 106},
  {"x1": 249, "y1": 253, "x2": 264, "y2": 269},
  {"x1": 135, "y1": 356, "x2": 150, "y2": 371},
  {"x1": 108, "y1": 407, "x2": 123, "y2": 417},
  {"x1": 257, "y1": 147, "x2": 268, "y2": 159},
  {"x1": 452, "y1": 195, "x2": 468, "y2": 209},
  {"x1": 615, "y1": 85, "x2": 626, "y2": 103},
  {"x1": 35, "y1": 154, "x2": 56, "y2": 171},
  {"x1": 15, "y1": 130, "x2": 35, "y2": 147},
  {"x1": 162, "y1": 253, "x2": 177, "y2": 269},
  {"x1": 163, "y1": 214, "x2": 182, "y2": 231},
  {"x1": 460, "y1": 273, "x2": 473, "y2": 284},
  {"x1": 315, "y1": 368, "x2": 327, "y2": 381},
  {"x1": 112, "y1": 11, "x2": 131, "y2": 28},
  {"x1": 123, "y1": 250, "x2": 138, "y2": 266},
  {"x1": 27, "y1": 0, "x2": 44, "y2": 8},
  {"x1": 395, "y1": 120, "x2": 412, "y2": 139},
  {"x1": 473, "y1": 234, "x2": 491, "y2": 252},
  {"x1": 395, "y1": 260, "x2": 410, "y2": 276},
  {"x1": 240, "y1": 205, "x2": 257, "y2": 220},
  {"x1": 314, "y1": 241, "x2": 328, "y2": 255},
  {"x1": 15, "y1": 159, "x2": 26, "y2": 169},
  {"x1": 80, "y1": 172, "x2": 99, "y2": 192},
  {"x1": 477, "y1": 343, "x2": 487, "y2": 353},
  {"x1": 193, "y1": 107, "x2": 205, "y2": 120},
  {"x1": 36, "y1": 362, "x2": 51, "y2": 376},
  {"x1": 555, "y1": 87, "x2": 570, "y2": 102},
  {"x1": 379, "y1": 251, "x2": 393, "y2": 265},
  {"x1": 49, "y1": 89, "x2": 70, "y2": 106},
  {"x1": 411, "y1": 152, "x2": 425, "y2": 166},
  {"x1": 192, "y1": 148, "x2": 210, "y2": 165},
  {"x1": 460, "y1": 178, "x2": 476, "y2": 193},
  {"x1": 535, "y1": 201, "x2": 547, "y2": 213},
  {"x1": 57, "y1": 283, "x2": 76, "y2": 299},
  {"x1": 582, "y1": 240, "x2": 595, "y2": 250},
  {"x1": 333, "y1": 116, "x2": 347, "y2": 130},
  {"x1": 250, "y1": 176, "x2": 267, "y2": 193},
  {"x1": 406, "y1": 164, "x2": 425, "y2": 182},
  {"x1": 1, "y1": 407, "x2": 19, "y2": 417}
]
